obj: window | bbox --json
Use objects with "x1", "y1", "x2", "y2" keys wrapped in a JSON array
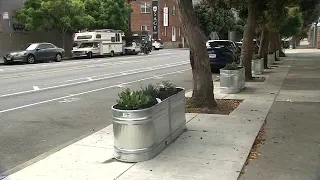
[
  {"x1": 172, "y1": 5, "x2": 176, "y2": 15},
  {"x1": 77, "y1": 35, "x2": 92, "y2": 40},
  {"x1": 96, "y1": 34, "x2": 101, "y2": 39},
  {"x1": 111, "y1": 37, "x2": 116, "y2": 42},
  {"x1": 164, "y1": 27, "x2": 167, "y2": 37},
  {"x1": 141, "y1": 25, "x2": 150, "y2": 31},
  {"x1": 178, "y1": 27, "x2": 181, "y2": 37},
  {"x1": 140, "y1": 3, "x2": 151, "y2": 13},
  {"x1": 115, "y1": 33, "x2": 121, "y2": 42},
  {"x1": 44, "y1": 43, "x2": 56, "y2": 48}
]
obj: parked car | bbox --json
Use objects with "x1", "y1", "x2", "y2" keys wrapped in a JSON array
[
  {"x1": 3, "y1": 43, "x2": 65, "y2": 64},
  {"x1": 207, "y1": 46, "x2": 237, "y2": 70},
  {"x1": 152, "y1": 39, "x2": 164, "y2": 50},
  {"x1": 206, "y1": 40, "x2": 241, "y2": 61}
]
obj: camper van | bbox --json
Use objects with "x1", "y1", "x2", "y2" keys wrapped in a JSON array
[{"x1": 72, "y1": 29, "x2": 124, "y2": 58}]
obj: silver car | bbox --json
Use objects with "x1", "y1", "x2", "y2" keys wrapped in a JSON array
[{"x1": 3, "y1": 43, "x2": 65, "y2": 64}]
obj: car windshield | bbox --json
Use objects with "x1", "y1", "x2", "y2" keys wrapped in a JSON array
[
  {"x1": 79, "y1": 43, "x2": 94, "y2": 48},
  {"x1": 26, "y1": 44, "x2": 38, "y2": 51}
]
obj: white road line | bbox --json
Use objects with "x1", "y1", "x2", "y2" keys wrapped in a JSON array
[
  {"x1": 0, "y1": 53, "x2": 179, "y2": 72},
  {"x1": 0, "y1": 61, "x2": 189, "y2": 98},
  {"x1": 33, "y1": 86, "x2": 40, "y2": 90},
  {"x1": 87, "y1": 77, "x2": 93, "y2": 81},
  {"x1": 0, "y1": 69, "x2": 191, "y2": 114},
  {"x1": 64, "y1": 61, "x2": 186, "y2": 83},
  {"x1": 0, "y1": 69, "x2": 3, "y2": 71}
]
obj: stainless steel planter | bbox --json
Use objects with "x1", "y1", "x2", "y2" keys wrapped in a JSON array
[
  {"x1": 252, "y1": 58, "x2": 264, "y2": 75},
  {"x1": 112, "y1": 88, "x2": 186, "y2": 162},
  {"x1": 268, "y1": 53, "x2": 275, "y2": 66},
  {"x1": 220, "y1": 67, "x2": 245, "y2": 94}
]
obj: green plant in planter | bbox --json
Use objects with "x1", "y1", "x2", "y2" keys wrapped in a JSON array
[
  {"x1": 116, "y1": 88, "x2": 158, "y2": 110},
  {"x1": 142, "y1": 84, "x2": 159, "y2": 98},
  {"x1": 223, "y1": 62, "x2": 239, "y2": 70},
  {"x1": 158, "y1": 81, "x2": 179, "y2": 100}
]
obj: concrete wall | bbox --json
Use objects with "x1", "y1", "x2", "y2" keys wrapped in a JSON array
[
  {"x1": 0, "y1": 0, "x2": 72, "y2": 56},
  {"x1": 0, "y1": 31, "x2": 73, "y2": 57}
]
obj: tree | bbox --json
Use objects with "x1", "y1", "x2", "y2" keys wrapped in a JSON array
[
  {"x1": 83, "y1": 0, "x2": 132, "y2": 31},
  {"x1": 15, "y1": 0, "x2": 94, "y2": 49},
  {"x1": 206, "y1": 0, "x2": 268, "y2": 80},
  {"x1": 194, "y1": 2, "x2": 237, "y2": 38},
  {"x1": 177, "y1": 0, "x2": 216, "y2": 108},
  {"x1": 279, "y1": 7, "x2": 303, "y2": 38}
]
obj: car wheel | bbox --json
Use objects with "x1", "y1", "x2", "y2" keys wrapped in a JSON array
[
  {"x1": 27, "y1": 55, "x2": 36, "y2": 64},
  {"x1": 55, "y1": 53, "x2": 62, "y2": 62},
  {"x1": 87, "y1": 52, "x2": 93, "y2": 59},
  {"x1": 110, "y1": 51, "x2": 115, "y2": 57}
]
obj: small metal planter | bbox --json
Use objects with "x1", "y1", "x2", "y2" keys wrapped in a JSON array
[
  {"x1": 268, "y1": 53, "x2": 275, "y2": 66},
  {"x1": 252, "y1": 58, "x2": 264, "y2": 75},
  {"x1": 112, "y1": 88, "x2": 186, "y2": 162},
  {"x1": 220, "y1": 67, "x2": 245, "y2": 94}
]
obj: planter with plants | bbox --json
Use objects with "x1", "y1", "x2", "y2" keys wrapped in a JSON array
[
  {"x1": 220, "y1": 62, "x2": 245, "y2": 94},
  {"x1": 112, "y1": 81, "x2": 186, "y2": 162},
  {"x1": 251, "y1": 55, "x2": 264, "y2": 75},
  {"x1": 268, "y1": 52, "x2": 275, "y2": 65}
]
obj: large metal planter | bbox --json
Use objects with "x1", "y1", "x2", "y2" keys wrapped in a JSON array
[
  {"x1": 220, "y1": 67, "x2": 245, "y2": 94},
  {"x1": 268, "y1": 53, "x2": 275, "y2": 66},
  {"x1": 252, "y1": 58, "x2": 264, "y2": 75},
  {"x1": 112, "y1": 88, "x2": 186, "y2": 162}
]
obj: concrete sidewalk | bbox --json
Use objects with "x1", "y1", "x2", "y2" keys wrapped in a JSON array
[
  {"x1": 1, "y1": 53, "x2": 292, "y2": 180},
  {"x1": 239, "y1": 48, "x2": 320, "y2": 180}
]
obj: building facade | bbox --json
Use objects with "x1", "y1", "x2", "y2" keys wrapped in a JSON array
[
  {"x1": 130, "y1": 0, "x2": 185, "y2": 48},
  {"x1": 0, "y1": 0, "x2": 72, "y2": 56}
]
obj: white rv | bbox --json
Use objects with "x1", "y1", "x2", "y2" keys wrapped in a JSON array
[{"x1": 72, "y1": 29, "x2": 124, "y2": 58}]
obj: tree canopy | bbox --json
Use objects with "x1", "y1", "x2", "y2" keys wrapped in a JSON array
[
  {"x1": 83, "y1": 0, "x2": 132, "y2": 31},
  {"x1": 194, "y1": 2, "x2": 237, "y2": 38},
  {"x1": 15, "y1": 0, "x2": 93, "y2": 34},
  {"x1": 279, "y1": 7, "x2": 303, "y2": 38}
]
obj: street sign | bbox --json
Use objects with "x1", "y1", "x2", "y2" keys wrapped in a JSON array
[
  {"x1": 2, "y1": 12, "x2": 9, "y2": 19},
  {"x1": 152, "y1": 1, "x2": 159, "y2": 39},
  {"x1": 163, "y1": 7, "x2": 169, "y2": 27}
]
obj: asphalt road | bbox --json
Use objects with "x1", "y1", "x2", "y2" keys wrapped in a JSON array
[{"x1": 0, "y1": 49, "x2": 220, "y2": 175}]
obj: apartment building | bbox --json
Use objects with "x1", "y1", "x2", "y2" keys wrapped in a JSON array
[{"x1": 130, "y1": 0, "x2": 185, "y2": 48}]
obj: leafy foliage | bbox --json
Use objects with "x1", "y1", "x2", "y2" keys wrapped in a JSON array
[
  {"x1": 279, "y1": 7, "x2": 303, "y2": 38},
  {"x1": 14, "y1": 0, "x2": 94, "y2": 48},
  {"x1": 116, "y1": 88, "x2": 157, "y2": 110},
  {"x1": 83, "y1": 0, "x2": 132, "y2": 31},
  {"x1": 194, "y1": 2, "x2": 237, "y2": 37},
  {"x1": 223, "y1": 62, "x2": 239, "y2": 70},
  {"x1": 14, "y1": 0, "x2": 94, "y2": 33},
  {"x1": 116, "y1": 82, "x2": 179, "y2": 110}
]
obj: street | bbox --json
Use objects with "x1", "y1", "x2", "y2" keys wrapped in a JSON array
[{"x1": 0, "y1": 49, "x2": 201, "y2": 174}]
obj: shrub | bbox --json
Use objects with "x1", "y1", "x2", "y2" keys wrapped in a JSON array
[
  {"x1": 223, "y1": 62, "x2": 239, "y2": 70},
  {"x1": 116, "y1": 88, "x2": 157, "y2": 110}
]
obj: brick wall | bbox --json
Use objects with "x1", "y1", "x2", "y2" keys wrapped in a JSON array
[{"x1": 130, "y1": 0, "x2": 183, "y2": 48}]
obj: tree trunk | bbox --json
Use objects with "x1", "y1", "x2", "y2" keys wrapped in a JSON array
[
  {"x1": 240, "y1": 2, "x2": 258, "y2": 80},
  {"x1": 177, "y1": 0, "x2": 216, "y2": 108},
  {"x1": 259, "y1": 27, "x2": 269, "y2": 69}
]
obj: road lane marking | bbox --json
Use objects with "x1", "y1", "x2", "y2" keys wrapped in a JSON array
[
  {"x1": 0, "y1": 61, "x2": 189, "y2": 98},
  {"x1": 0, "y1": 69, "x2": 3, "y2": 71},
  {"x1": 0, "y1": 54, "x2": 186, "y2": 80},
  {"x1": 0, "y1": 68, "x2": 191, "y2": 114},
  {"x1": 0, "y1": 53, "x2": 179, "y2": 72},
  {"x1": 33, "y1": 86, "x2": 40, "y2": 90},
  {"x1": 58, "y1": 97, "x2": 80, "y2": 103}
]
